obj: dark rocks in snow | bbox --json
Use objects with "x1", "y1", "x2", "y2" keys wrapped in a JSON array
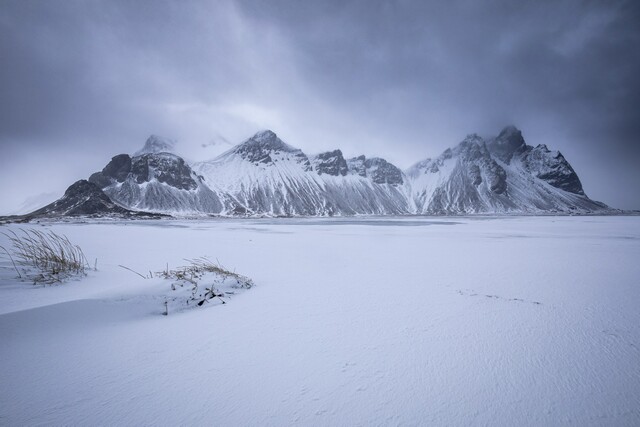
[
  {"x1": 103, "y1": 154, "x2": 132, "y2": 182},
  {"x1": 90, "y1": 152, "x2": 199, "y2": 191},
  {"x1": 487, "y1": 126, "x2": 527, "y2": 164},
  {"x1": 89, "y1": 154, "x2": 132, "y2": 187},
  {"x1": 88, "y1": 146, "x2": 226, "y2": 214},
  {"x1": 486, "y1": 161, "x2": 507, "y2": 194},
  {"x1": 346, "y1": 155, "x2": 404, "y2": 185},
  {"x1": 21, "y1": 125, "x2": 612, "y2": 218},
  {"x1": 406, "y1": 126, "x2": 606, "y2": 213},
  {"x1": 364, "y1": 157, "x2": 404, "y2": 185},
  {"x1": 468, "y1": 164, "x2": 482, "y2": 186},
  {"x1": 443, "y1": 134, "x2": 507, "y2": 194},
  {"x1": 312, "y1": 150, "x2": 348, "y2": 176},
  {"x1": 488, "y1": 126, "x2": 584, "y2": 195},
  {"x1": 14, "y1": 180, "x2": 162, "y2": 220},
  {"x1": 132, "y1": 154, "x2": 198, "y2": 190},
  {"x1": 234, "y1": 130, "x2": 313, "y2": 171},
  {"x1": 347, "y1": 155, "x2": 368, "y2": 177},
  {"x1": 523, "y1": 144, "x2": 585, "y2": 195},
  {"x1": 36, "y1": 180, "x2": 127, "y2": 216}
]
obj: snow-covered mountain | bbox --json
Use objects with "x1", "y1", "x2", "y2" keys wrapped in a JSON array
[
  {"x1": 192, "y1": 130, "x2": 410, "y2": 216},
  {"x1": 61, "y1": 126, "x2": 612, "y2": 217},
  {"x1": 407, "y1": 126, "x2": 607, "y2": 214},
  {"x1": 88, "y1": 151, "x2": 229, "y2": 214}
]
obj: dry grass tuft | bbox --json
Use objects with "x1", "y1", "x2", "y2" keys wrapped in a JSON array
[{"x1": 1, "y1": 229, "x2": 90, "y2": 284}]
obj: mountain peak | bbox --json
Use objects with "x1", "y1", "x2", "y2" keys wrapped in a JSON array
[
  {"x1": 239, "y1": 130, "x2": 294, "y2": 152},
  {"x1": 496, "y1": 125, "x2": 525, "y2": 147},
  {"x1": 452, "y1": 134, "x2": 489, "y2": 161},
  {"x1": 135, "y1": 135, "x2": 176, "y2": 156},
  {"x1": 487, "y1": 126, "x2": 527, "y2": 163},
  {"x1": 252, "y1": 129, "x2": 278, "y2": 141},
  {"x1": 230, "y1": 130, "x2": 311, "y2": 170},
  {"x1": 498, "y1": 125, "x2": 522, "y2": 138},
  {"x1": 462, "y1": 133, "x2": 484, "y2": 144}
]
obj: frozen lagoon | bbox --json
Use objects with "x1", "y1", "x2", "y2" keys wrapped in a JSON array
[{"x1": 1, "y1": 216, "x2": 639, "y2": 425}]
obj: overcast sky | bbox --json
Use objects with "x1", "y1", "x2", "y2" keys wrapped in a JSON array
[{"x1": 1, "y1": 0, "x2": 639, "y2": 213}]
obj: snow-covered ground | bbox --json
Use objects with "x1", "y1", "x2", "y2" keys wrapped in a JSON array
[{"x1": 1, "y1": 216, "x2": 639, "y2": 426}]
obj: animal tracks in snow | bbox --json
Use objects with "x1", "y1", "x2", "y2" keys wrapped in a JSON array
[{"x1": 456, "y1": 289, "x2": 542, "y2": 306}]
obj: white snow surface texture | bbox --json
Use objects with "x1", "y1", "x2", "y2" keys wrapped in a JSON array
[
  {"x1": 1, "y1": 216, "x2": 639, "y2": 426},
  {"x1": 92, "y1": 127, "x2": 609, "y2": 216}
]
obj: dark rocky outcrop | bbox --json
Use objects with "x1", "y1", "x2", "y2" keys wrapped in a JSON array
[
  {"x1": 312, "y1": 150, "x2": 348, "y2": 176},
  {"x1": 90, "y1": 153, "x2": 198, "y2": 191},
  {"x1": 234, "y1": 130, "x2": 312, "y2": 171},
  {"x1": 347, "y1": 155, "x2": 367, "y2": 177},
  {"x1": 6, "y1": 180, "x2": 164, "y2": 221},
  {"x1": 487, "y1": 126, "x2": 527, "y2": 164},
  {"x1": 89, "y1": 154, "x2": 132, "y2": 187},
  {"x1": 523, "y1": 144, "x2": 585, "y2": 195},
  {"x1": 407, "y1": 126, "x2": 606, "y2": 214},
  {"x1": 14, "y1": 125, "x2": 611, "y2": 219},
  {"x1": 131, "y1": 154, "x2": 198, "y2": 190},
  {"x1": 364, "y1": 157, "x2": 404, "y2": 185}
]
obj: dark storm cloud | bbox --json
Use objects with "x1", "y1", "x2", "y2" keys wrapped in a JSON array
[
  {"x1": 240, "y1": 1, "x2": 640, "y2": 144},
  {"x1": 1, "y1": 0, "x2": 639, "y2": 212}
]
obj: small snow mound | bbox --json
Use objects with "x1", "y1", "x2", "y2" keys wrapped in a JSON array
[{"x1": 157, "y1": 257, "x2": 254, "y2": 315}]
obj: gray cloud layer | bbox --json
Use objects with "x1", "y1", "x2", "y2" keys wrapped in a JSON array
[{"x1": 1, "y1": 0, "x2": 639, "y2": 212}]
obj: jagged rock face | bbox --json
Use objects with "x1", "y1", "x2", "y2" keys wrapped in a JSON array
[
  {"x1": 364, "y1": 158, "x2": 404, "y2": 185},
  {"x1": 523, "y1": 145, "x2": 584, "y2": 195},
  {"x1": 39, "y1": 126, "x2": 606, "y2": 218},
  {"x1": 89, "y1": 144, "x2": 225, "y2": 214},
  {"x1": 487, "y1": 127, "x2": 584, "y2": 195},
  {"x1": 487, "y1": 126, "x2": 527, "y2": 164},
  {"x1": 89, "y1": 154, "x2": 131, "y2": 187},
  {"x1": 131, "y1": 154, "x2": 198, "y2": 190},
  {"x1": 26, "y1": 180, "x2": 148, "y2": 218},
  {"x1": 102, "y1": 154, "x2": 131, "y2": 182},
  {"x1": 233, "y1": 130, "x2": 312, "y2": 171},
  {"x1": 90, "y1": 153, "x2": 198, "y2": 191},
  {"x1": 408, "y1": 135, "x2": 509, "y2": 213},
  {"x1": 448, "y1": 135, "x2": 507, "y2": 193},
  {"x1": 311, "y1": 150, "x2": 348, "y2": 176},
  {"x1": 407, "y1": 127, "x2": 602, "y2": 214},
  {"x1": 345, "y1": 155, "x2": 404, "y2": 185},
  {"x1": 134, "y1": 135, "x2": 176, "y2": 156},
  {"x1": 347, "y1": 155, "x2": 367, "y2": 177},
  {"x1": 193, "y1": 131, "x2": 411, "y2": 216}
]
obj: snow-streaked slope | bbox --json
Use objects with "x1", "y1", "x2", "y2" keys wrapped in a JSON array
[
  {"x1": 407, "y1": 127, "x2": 609, "y2": 214},
  {"x1": 82, "y1": 127, "x2": 609, "y2": 217},
  {"x1": 1, "y1": 217, "x2": 639, "y2": 425},
  {"x1": 194, "y1": 131, "x2": 330, "y2": 215},
  {"x1": 194, "y1": 130, "x2": 411, "y2": 216}
]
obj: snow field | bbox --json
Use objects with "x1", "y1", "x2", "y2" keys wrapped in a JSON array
[{"x1": 0, "y1": 216, "x2": 639, "y2": 425}]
